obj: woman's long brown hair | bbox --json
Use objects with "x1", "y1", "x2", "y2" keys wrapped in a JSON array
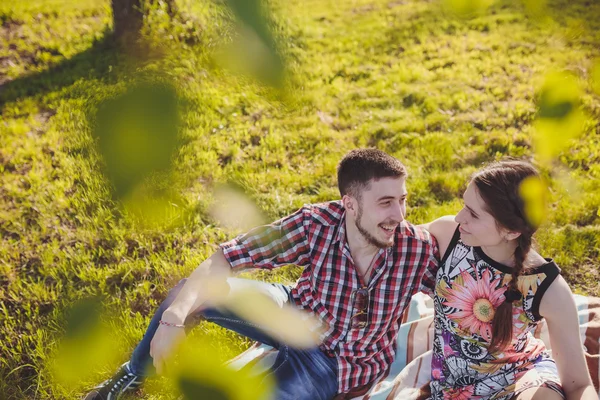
[{"x1": 471, "y1": 160, "x2": 541, "y2": 352}]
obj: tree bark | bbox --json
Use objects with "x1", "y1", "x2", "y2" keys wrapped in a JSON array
[
  {"x1": 111, "y1": 0, "x2": 179, "y2": 44},
  {"x1": 111, "y1": 0, "x2": 144, "y2": 43}
]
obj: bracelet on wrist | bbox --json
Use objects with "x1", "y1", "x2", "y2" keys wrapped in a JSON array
[{"x1": 159, "y1": 320, "x2": 185, "y2": 328}]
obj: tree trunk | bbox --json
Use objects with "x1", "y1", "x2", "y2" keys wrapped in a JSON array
[
  {"x1": 111, "y1": 0, "x2": 179, "y2": 44},
  {"x1": 112, "y1": 0, "x2": 143, "y2": 43}
]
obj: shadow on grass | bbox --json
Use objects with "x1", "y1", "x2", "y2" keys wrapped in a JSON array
[{"x1": 0, "y1": 30, "x2": 127, "y2": 113}]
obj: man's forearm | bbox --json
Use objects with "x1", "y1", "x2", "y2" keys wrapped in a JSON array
[{"x1": 161, "y1": 250, "x2": 232, "y2": 324}]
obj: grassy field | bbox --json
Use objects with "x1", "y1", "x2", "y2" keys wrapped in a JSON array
[{"x1": 1, "y1": 0, "x2": 599, "y2": 398}]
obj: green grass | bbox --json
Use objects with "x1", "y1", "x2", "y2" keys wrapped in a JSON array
[{"x1": 1, "y1": 0, "x2": 599, "y2": 398}]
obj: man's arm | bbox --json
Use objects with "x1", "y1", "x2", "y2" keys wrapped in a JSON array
[
  {"x1": 419, "y1": 215, "x2": 457, "y2": 258},
  {"x1": 150, "y1": 250, "x2": 231, "y2": 374},
  {"x1": 417, "y1": 216, "x2": 457, "y2": 296},
  {"x1": 161, "y1": 249, "x2": 232, "y2": 326},
  {"x1": 150, "y1": 205, "x2": 313, "y2": 373}
]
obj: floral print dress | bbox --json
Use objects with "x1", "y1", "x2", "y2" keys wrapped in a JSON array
[{"x1": 427, "y1": 228, "x2": 565, "y2": 399}]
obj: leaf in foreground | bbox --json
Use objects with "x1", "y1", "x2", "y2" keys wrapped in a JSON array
[
  {"x1": 92, "y1": 81, "x2": 180, "y2": 200},
  {"x1": 218, "y1": 0, "x2": 285, "y2": 88},
  {"x1": 50, "y1": 298, "x2": 121, "y2": 391},
  {"x1": 149, "y1": 336, "x2": 274, "y2": 400},
  {"x1": 518, "y1": 176, "x2": 547, "y2": 229},
  {"x1": 533, "y1": 71, "x2": 586, "y2": 164},
  {"x1": 441, "y1": 0, "x2": 494, "y2": 19},
  {"x1": 209, "y1": 184, "x2": 266, "y2": 231},
  {"x1": 201, "y1": 276, "x2": 324, "y2": 349}
]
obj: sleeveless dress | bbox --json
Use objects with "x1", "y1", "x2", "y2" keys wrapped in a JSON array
[{"x1": 427, "y1": 227, "x2": 565, "y2": 399}]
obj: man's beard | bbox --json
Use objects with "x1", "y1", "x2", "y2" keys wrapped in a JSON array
[{"x1": 355, "y1": 202, "x2": 393, "y2": 249}]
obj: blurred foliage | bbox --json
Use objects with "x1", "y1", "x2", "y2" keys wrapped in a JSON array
[
  {"x1": 209, "y1": 184, "x2": 266, "y2": 231},
  {"x1": 50, "y1": 298, "x2": 122, "y2": 392},
  {"x1": 86, "y1": 80, "x2": 190, "y2": 229},
  {"x1": 92, "y1": 81, "x2": 180, "y2": 200},
  {"x1": 522, "y1": 0, "x2": 548, "y2": 16},
  {"x1": 533, "y1": 71, "x2": 587, "y2": 164},
  {"x1": 441, "y1": 0, "x2": 494, "y2": 19},
  {"x1": 221, "y1": 0, "x2": 285, "y2": 88},
  {"x1": 518, "y1": 176, "x2": 547, "y2": 228},
  {"x1": 154, "y1": 335, "x2": 274, "y2": 400},
  {"x1": 207, "y1": 283, "x2": 323, "y2": 349}
]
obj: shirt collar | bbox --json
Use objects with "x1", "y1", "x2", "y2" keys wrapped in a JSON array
[
  {"x1": 335, "y1": 212, "x2": 352, "y2": 259},
  {"x1": 334, "y1": 210, "x2": 347, "y2": 244}
]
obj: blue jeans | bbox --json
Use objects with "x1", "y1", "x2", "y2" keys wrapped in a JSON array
[{"x1": 129, "y1": 278, "x2": 339, "y2": 400}]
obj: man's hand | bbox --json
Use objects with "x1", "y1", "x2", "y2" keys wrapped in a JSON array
[
  {"x1": 148, "y1": 250, "x2": 232, "y2": 374},
  {"x1": 149, "y1": 316, "x2": 186, "y2": 375}
]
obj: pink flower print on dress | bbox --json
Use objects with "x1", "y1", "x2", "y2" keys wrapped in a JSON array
[
  {"x1": 444, "y1": 385, "x2": 475, "y2": 400},
  {"x1": 443, "y1": 269, "x2": 505, "y2": 342}
]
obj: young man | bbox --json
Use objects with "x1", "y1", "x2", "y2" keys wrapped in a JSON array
[{"x1": 85, "y1": 148, "x2": 439, "y2": 400}]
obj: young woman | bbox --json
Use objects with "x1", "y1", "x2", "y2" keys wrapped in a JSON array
[{"x1": 423, "y1": 160, "x2": 596, "y2": 400}]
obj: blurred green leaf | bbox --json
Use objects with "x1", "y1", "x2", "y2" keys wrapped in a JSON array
[
  {"x1": 533, "y1": 71, "x2": 586, "y2": 163},
  {"x1": 223, "y1": 288, "x2": 323, "y2": 349},
  {"x1": 64, "y1": 297, "x2": 102, "y2": 339},
  {"x1": 93, "y1": 81, "x2": 180, "y2": 200},
  {"x1": 537, "y1": 101, "x2": 572, "y2": 119},
  {"x1": 220, "y1": 0, "x2": 285, "y2": 88},
  {"x1": 441, "y1": 0, "x2": 494, "y2": 18},
  {"x1": 226, "y1": 0, "x2": 272, "y2": 46},
  {"x1": 150, "y1": 336, "x2": 274, "y2": 400},
  {"x1": 179, "y1": 376, "x2": 231, "y2": 400},
  {"x1": 199, "y1": 277, "x2": 323, "y2": 349},
  {"x1": 210, "y1": 184, "x2": 265, "y2": 231},
  {"x1": 51, "y1": 298, "x2": 122, "y2": 391},
  {"x1": 519, "y1": 176, "x2": 547, "y2": 228},
  {"x1": 522, "y1": 0, "x2": 547, "y2": 16},
  {"x1": 122, "y1": 183, "x2": 186, "y2": 229}
]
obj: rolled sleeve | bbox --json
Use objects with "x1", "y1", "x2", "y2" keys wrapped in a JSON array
[{"x1": 220, "y1": 205, "x2": 312, "y2": 272}]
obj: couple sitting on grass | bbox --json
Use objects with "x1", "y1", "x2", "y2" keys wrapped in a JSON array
[{"x1": 85, "y1": 149, "x2": 596, "y2": 400}]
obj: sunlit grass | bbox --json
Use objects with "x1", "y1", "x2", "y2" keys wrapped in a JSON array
[{"x1": 0, "y1": 0, "x2": 599, "y2": 398}]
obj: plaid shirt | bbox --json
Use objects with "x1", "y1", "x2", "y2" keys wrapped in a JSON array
[{"x1": 220, "y1": 201, "x2": 439, "y2": 394}]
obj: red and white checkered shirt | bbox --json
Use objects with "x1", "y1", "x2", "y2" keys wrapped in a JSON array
[{"x1": 220, "y1": 201, "x2": 439, "y2": 394}]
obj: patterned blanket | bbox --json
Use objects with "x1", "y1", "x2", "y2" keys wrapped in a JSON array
[{"x1": 227, "y1": 293, "x2": 600, "y2": 399}]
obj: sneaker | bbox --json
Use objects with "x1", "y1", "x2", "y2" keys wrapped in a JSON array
[{"x1": 83, "y1": 363, "x2": 143, "y2": 400}]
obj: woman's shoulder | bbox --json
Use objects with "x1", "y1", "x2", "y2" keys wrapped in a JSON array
[
  {"x1": 420, "y1": 216, "x2": 459, "y2": 258},
  {"x1": 523, "y1": 250, "x2": 561, "y2": 276},
  {"x1": 521, "y1": 251, "x2": 562, "y2": 320}
]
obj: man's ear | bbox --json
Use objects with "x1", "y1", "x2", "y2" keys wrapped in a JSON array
[{"x1": 342, "y1": 195, "x2": 357, "y2": 216}]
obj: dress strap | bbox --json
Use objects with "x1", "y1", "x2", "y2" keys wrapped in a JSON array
[
  {"x1": 441, "y1": 225, "x2": 462, "y2": 265},
  {"x1": 530, "y1": 260, "x2": 561, "y2": 320}
]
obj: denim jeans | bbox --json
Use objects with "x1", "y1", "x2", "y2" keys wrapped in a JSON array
[{"x1": 128, "y1": 278, "x2": 339, "y2": 400}]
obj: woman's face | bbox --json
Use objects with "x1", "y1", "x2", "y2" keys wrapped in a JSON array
[{"x1": 454, "y1": 182, "x2": 506, "y2": 248}]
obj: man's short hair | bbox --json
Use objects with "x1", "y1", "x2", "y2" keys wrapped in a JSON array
[{"x1": 337, "y1": 149, "x2": 407, "y2": 199}]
